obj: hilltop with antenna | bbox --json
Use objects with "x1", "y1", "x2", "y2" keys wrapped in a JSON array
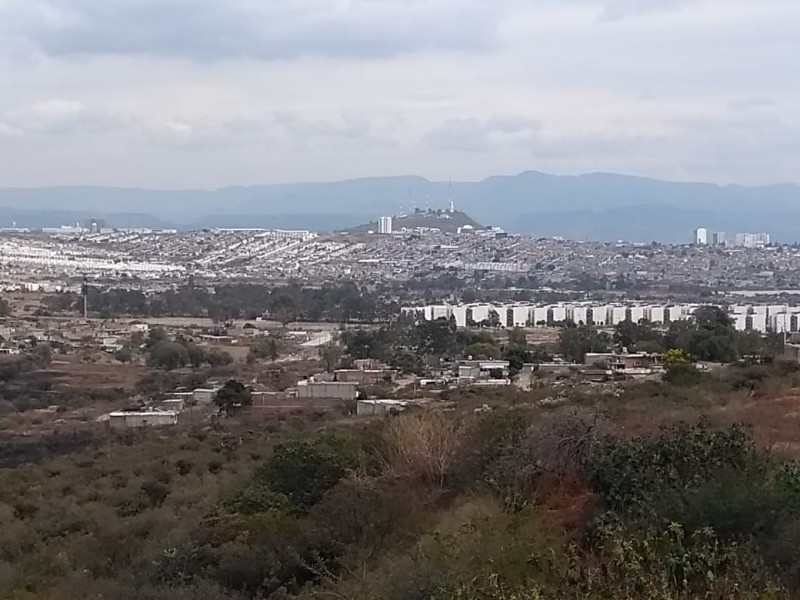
[{"x1": 345, "y1": 204, "x2": 485, "y2": 234}]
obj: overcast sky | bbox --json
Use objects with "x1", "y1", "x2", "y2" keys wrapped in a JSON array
[{"x1": 0, "y1": 0, "x2": 797, "y2": 188}]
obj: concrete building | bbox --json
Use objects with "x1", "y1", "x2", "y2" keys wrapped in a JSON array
[
  {"x1": 161, "y1": 398, "x2": 186, "y2": 412},
  {"x1": 193, "y1": 387, "x2": 220, "y2": 405},
  {"x1": 468, "y1": 304, "x2": 490, "y2": 324},
  {"x1": 749, "y1": 314, "x2": 768, "y2": 333},
  {"x1": 629, "y1": 306, "x2": 647, "y2": 323},
  {"x1": 590, "y1": 305, "x2": 610, "y2": 326},
  {"x1": 296, "y1": 381, "x2": 358, "y2": 401},
  {"x1": 648, "y1": 306, "x2": 666, "y2": 323},
  {"x1": 508, "y1": 306, "x2": 530, "y2": 327},
  {"x1": 570, "y1": 306, "x2": 590, "y2": 325},
  {"x1": 732, "y1": 314, "x2": 748, "y2": 331},
  {"x1": 609, "y1": 306, "x2": 628, "y2": 325},
  {"x1": 549, "y1": 305, "x2": 568, "y2": 324},
  {"x1": 452, "y1": 306, "x2": 468, "y2": 327},
  {"x1": 109, "y1": 410, "x2": 178, "y2": 429},
  {"x1": 693, "y1": 228, "x2": 708, "y2": 245},
  {"x1": 378, "y1": 216, "x2": 393, "y2": 234},
  {"x1": 431, "y1": 305, "x2": 451, "y2": 320},
  {"x1": 732, "y1": 232, "x2": 771, "y2": 248},
  {"x1": 334, "y1": 369, "x2": 389, "y2": 384},
  {"x1": 356, "y1": 399, "x2": 408, "y2": 416},
  {"x1": 530, "y1": 306, "x2": 549, "y2": 326},
  {"x1": 712, "y1": 232, "x2": 726, "y2": 246}
]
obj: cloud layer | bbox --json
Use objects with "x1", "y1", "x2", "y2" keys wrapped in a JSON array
[{"x1": 0, "y1": 0, "x2": 797, "y2": 187}]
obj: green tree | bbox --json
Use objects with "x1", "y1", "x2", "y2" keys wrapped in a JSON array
[
  {"x1": 215, "y1": 379, "x2": 252, "y2": 416},
  {"x1": 318, "y1": 341, "x2": 343, "y2": 372},
  {"x1": 613, "y1": 319, "x2": 661, "y2": 350},
  {"x1": 558, "y1": 325, "x2": 610, "y2": 363},
  {"x1": 145, "y1": 327, "x2": 169, "y2": 349},
  {"x1": 29, "y1": 343, "x2": 53, "y2": 366},
  {"x1": 248, "y1": 336, "x2": 281, "y2": 364},
  {"x1": 508, "y1": 327, "x2": 527, "y2": 346},
  {"x1": 148, "y1": 341, "x2": 189, "y2": 370},
  {"x1": 466, "y1": 342, "x2": 502, "y2": 360},
  {"x1": 259, "y1": 435, "x2": 361, "y2": 511}
]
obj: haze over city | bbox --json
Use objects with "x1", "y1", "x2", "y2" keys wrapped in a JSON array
[{"x1": 0, "y1": 0, "x2": 798, "y2": 188}]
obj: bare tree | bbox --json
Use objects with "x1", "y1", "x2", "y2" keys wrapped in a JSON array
[{"x1": 384, "y1": 411, "x2": 467, "y2": 486}]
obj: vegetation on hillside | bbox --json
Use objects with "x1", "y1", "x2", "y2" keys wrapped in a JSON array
[{"x1": 5, "y1": 357, "x2": 800, "y2": 598}]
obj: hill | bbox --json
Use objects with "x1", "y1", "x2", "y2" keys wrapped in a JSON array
[
  {"x1": 1, "y1": 171, "x2": 799, "y2": 241},
  {"x1": 346, "y1": 208, "x2": 484, "y2": 234}
]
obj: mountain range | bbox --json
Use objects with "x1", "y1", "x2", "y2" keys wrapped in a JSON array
[{"x1": 1, "y1": 171, "x2": 798, "y2": 243}]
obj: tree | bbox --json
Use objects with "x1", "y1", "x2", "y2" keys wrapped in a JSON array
[
  {"x1": 558, "y1": 325, "x2": 610, "y2": 363},
  {"x1": 145, "y1": 327, "x2": 169, "y2": 349},
  {"x1": 248, "y1": 336, "x2": 281, "y2": 364},
  {"x1": 206, "y1": 349, "x2": 233, "y2": 367},
  {"x1": 613, "y1": 319, "x2": 661, "y2": 351},
  {"x1": 662, "y1": 348, "x2": 703, "y2": 385},
  {"x1": 465, "y1": 342, "x2": 502, "y2": 360},
  {"x1": 508, "y1": 327, "x2": 527, "y2": 346},
  {"x1": 0, "y1": 297, "x2": 11, "y2": 317},
  {"x1": 215, "y1": 379, "x2": 252, "y2": 416},
  {"x1": 318, "y1": 341, "x2": 343, "y2": 373},
  {"x1": 115, "y1": 347, "x2": 133, "y2": 363},
  {"x1": 259, "y1": 435, "x2": 361, "y2": 510},
  {"x1": 662, "y1": 348, "x2": 691, "y2": 367},
  {"x1": 28, "y1": 342, "x2": 53, "y2": 366},
  {"x1": 148, "y1": 341, "x2": 189, "y2": 370}
]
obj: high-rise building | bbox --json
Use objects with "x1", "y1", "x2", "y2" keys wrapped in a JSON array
[
  {"x1": 693, "y1": 228, "x2": 708, "y2": 245},
  {"x1": 712, "y1": 232, "x2": 726, "y2": 246},
  {"x1": 378, "y1": 216, "x2": 393, "y2": 234},
  {"x1": 731, "y1": 232, "x2": 771, "y2": 248}
]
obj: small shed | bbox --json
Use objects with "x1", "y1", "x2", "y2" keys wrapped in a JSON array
[
  {"x1": 356, "y1": 399, "x2": 408, "y2": 416},
  {"x1": 161, "y1": 398, "x2": 186, "y2": 413},
  {"x1": 109, "y1": 410, "x2": 178, "y2": 429},
  {"x1": 193, "y1": 387, "x2": 220, "y2": 404}
]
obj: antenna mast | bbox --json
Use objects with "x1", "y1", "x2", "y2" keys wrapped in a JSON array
[{"x1": 81, "y1": 275, "x2": 89, "y2": 319}]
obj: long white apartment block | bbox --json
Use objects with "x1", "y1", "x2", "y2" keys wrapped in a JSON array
[
  {"x1": 649, "y1": 306, "x2": 666, "y2": 323},
  {"x1": 452, "y1": 306, "x2": 468, "y2": 327},
  {"x1": 609, "y1": 306, "x2": 628, "y2": 325},
  {"x1": 403, "y1": 302, "x2": 800, "y2": 335},
  {"x1": 550, "y1": 305, "x2": 568, "y2": 324},
  {"x1": 571, "y1": 306, "x2": 590, "y2": 325},
  {"x1": 591, "y1": 305, "x2": 610, "y2": 326},
  {"x1": 629, "y1": 306, "x2": 647, "y2": 323},
  {"x1": 508, "y1": 306, "x2": 530, "y2": 327},
  {"x1": 749, "y1": 314, "x2": 768, "y2": 333},
  {"x1": 531, "y1": 307, "x2": 549, "y2": 326}
]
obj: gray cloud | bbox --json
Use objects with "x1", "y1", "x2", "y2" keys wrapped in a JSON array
[
  {"x1": 0, "y1": 0, "x2": 508, "y2": 60},
  {"x1": 0, "y1": 0, "x2": 798, "y2": 187},
  {"x1": 425, "y1": 117, "x2": 542, "y2": 152},
  {"x1": 0, "y1": 100, "x2": 129, "y2": 136}
]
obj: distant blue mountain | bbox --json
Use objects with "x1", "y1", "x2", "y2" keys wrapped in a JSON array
[{"x1": 1, "y1": 171, "x2": 798, "y2": 242}]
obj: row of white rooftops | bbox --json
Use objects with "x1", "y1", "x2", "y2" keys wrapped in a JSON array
[{"x1": 402, "y1": 303, "x2": 800, "y2": 334}]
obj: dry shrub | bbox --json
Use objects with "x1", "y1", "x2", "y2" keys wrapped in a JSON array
[
  {"x1": 526, "y1": 408, "x2": 607, "y2": 474},
  {"x1": 384, "y1": 410, "x2": 468, "y2": 486}
]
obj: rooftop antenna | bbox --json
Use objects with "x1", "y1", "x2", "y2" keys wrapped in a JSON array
[
  {"x1": 448, "y1": 180, "x2": 455, "y2": 213},
  {"x1": 81, "y1": 275, "x2": 89, "y2": 320}
]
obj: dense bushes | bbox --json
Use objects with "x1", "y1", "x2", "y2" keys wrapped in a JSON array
[
  {"x1": 6, "y1": 396, "x2": 800, "y2": 599},
  {"x1": 255, "y1": 434, "x2": 366, "y2": 511}
]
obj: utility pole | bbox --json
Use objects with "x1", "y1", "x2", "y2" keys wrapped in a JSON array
[{"x1": 81, "y1": 275, "x2": 89, "y2": 320}]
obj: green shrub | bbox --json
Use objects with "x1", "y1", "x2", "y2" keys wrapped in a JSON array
[
  {"x1": 257, "y1": 434, "x2": 364, "y2": 511},
  {"x1": 588, "y1": 422, "x2": 759, "y2": 516}
]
